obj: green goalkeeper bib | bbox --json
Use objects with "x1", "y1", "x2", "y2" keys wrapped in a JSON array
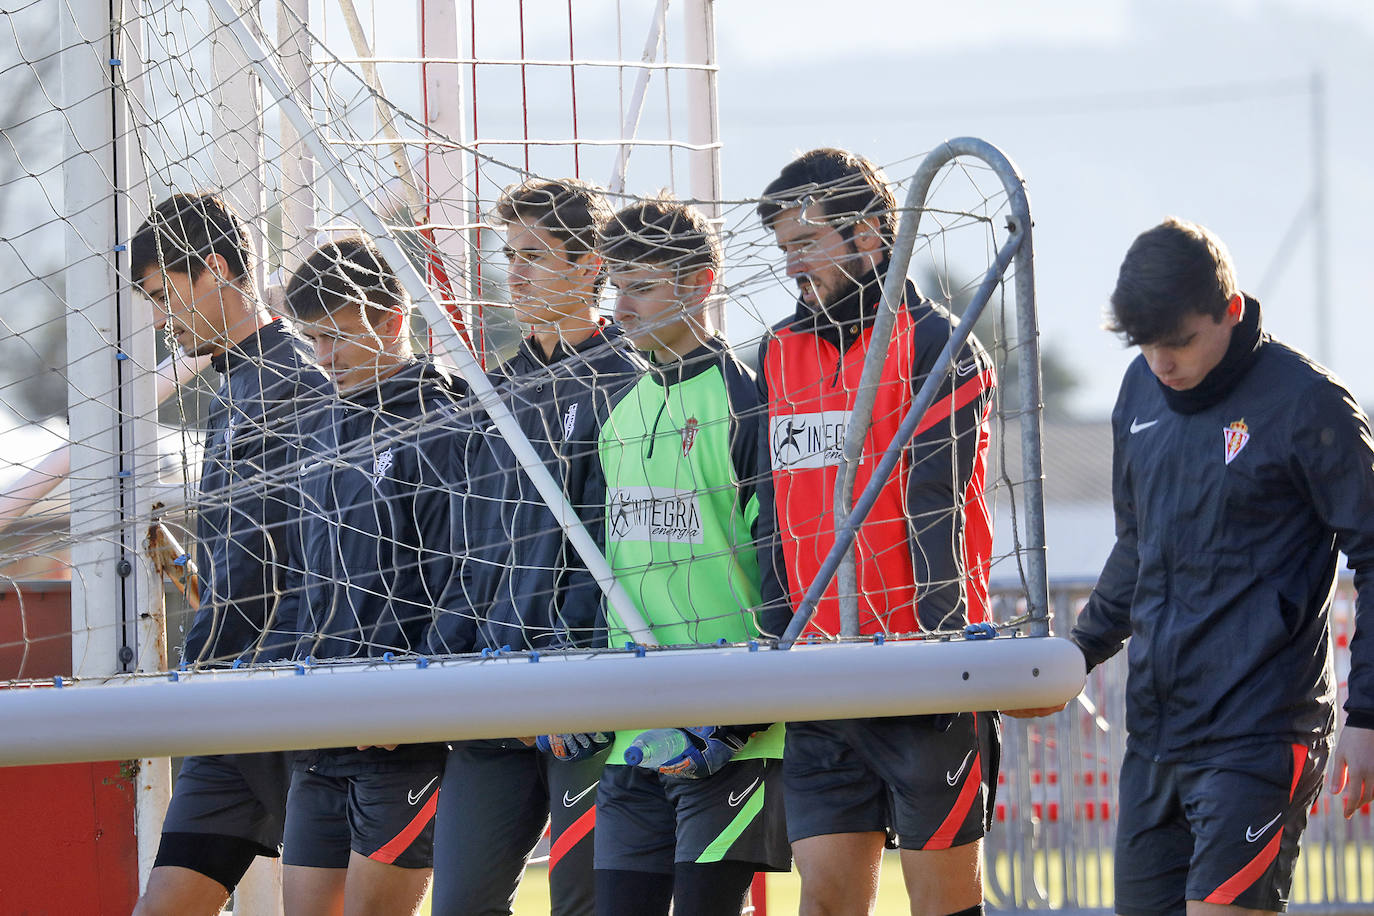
[{"x1": 599, "y1": 339, "x2": 782, "y2": 761}]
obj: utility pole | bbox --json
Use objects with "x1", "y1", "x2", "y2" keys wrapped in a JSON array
[{"x1": 1312, "y1": 70, "x2": 1329, "y2": 364}]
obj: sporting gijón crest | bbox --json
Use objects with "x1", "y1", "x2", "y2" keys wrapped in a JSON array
[
  {"x1": 1223, "y1": 419, "x2": 1250, "y2": 465},
  {"x1": 681, "y1": 417, "x2": 699, "y2": 456},
  {"x1": 370, "y1": 447, "x2": 395, "y2": 488}
]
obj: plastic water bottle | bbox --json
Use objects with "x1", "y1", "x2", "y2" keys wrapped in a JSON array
[{"x1": 623, "y1": 729, "x2": 691, "y2": 768}]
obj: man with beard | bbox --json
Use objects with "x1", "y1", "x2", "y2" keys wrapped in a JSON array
[{"x1": 755, "y1": 148, "x2": 998, "y2": 916}]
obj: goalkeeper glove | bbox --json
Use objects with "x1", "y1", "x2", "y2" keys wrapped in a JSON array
[
  {"x1": 656, "y1": 725, "x2": 758, "y2": 780},
  {"x1": 535, "y1": 732, "x2": 613, "y2": 762}
]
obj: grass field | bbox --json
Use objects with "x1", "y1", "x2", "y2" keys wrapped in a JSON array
[
  {"x1": 420, "y1": 852, "x2": 979, "y2": 914},
  {"x1": 414, "y1": 844, "x2": 1374, "y2": 913}
]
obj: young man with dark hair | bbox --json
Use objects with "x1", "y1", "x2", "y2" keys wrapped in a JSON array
[
  {"x1": 1011, "y1": 217, "x2": 1374, "y2": 915},
  {"x1": 426, "y1": 178, "x2": 639, "y2": 916},
  {"x1": 582, "y1": 196, "x2": 789, "y2": 916},
  {"x1": 130, "y1": 192, "x2": 331, "y2": 916},
  {"x1": 275, "y1": 235, "x2": 465, "y2": 916},
  {"x1": 755, "y1": 148, "x2": 998, "y2": 916}
]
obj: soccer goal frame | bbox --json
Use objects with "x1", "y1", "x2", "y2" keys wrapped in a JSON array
[
  {"x1": 1, "y1": 116, "x2": 1079, "y2": 768},
  {"x1": 1, "y1": 0, "x2": 1079, "y2": 768}
]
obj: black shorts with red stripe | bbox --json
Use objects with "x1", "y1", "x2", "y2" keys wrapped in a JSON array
[
  {"x1": 430, "y1": 739, "x2": 602, "y2": 916},
  {"x1": 282, "y1": 753, "x2": 442, "y2": 869},
  {"x1": 1114, "y1": 739, "x2": 1327, "y2": 914},
  {"x1": 782, "y1": 711, "x2": 1000, "y2": 849}
]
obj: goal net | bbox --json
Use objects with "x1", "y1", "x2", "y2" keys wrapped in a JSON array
[{"x1": 0, "y1": 0, "x2": 1076, "y2": 768}]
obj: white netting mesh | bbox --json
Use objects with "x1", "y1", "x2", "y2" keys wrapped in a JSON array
[{"x1": 0, "y1": 0, "x2": 1044, "y2": 711}]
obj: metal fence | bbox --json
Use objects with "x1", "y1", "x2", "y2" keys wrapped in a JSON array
[{"x1": 987, "y1": 577, "x2": 1373, "y2": 913}]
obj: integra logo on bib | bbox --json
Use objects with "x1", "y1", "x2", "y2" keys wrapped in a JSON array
[
  {"x1": 771, "y1": 411, "x2": 852, "y2": 469},
  {"x1": 607, "y1": 487, "x2": 704, "y2": 543}
]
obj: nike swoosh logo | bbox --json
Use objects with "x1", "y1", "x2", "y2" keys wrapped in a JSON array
[
  {"x1": 728, "y1": 777, "x2": 761, "y2": 807},
  {"x1": 1246, "y1": 811, "x2": 1283, "y2": 843},
  {"x1": 299, "y1": 460, "x2": 325, "y2": 475},
  {"x1": 562, "y1": 781, "x2": 599, "y2": 808},
  {"x1": 1130, "y1": 418, "x2": 1159, "y2": 434},
  {"x1": 946, "y1": 750, "x2": 974, "y2": 786},
  {"x1": 407, "y1": 775, "x2": 439, "y2": 806},
  {"x1": 955, "y1": 358, "x2": 978, "y2": 377}
]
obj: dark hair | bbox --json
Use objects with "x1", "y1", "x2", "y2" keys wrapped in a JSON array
[
  {"x1": 1107, "y1": 217, "x2": 1239, "y2": 346},
  {"x1": 491, "y1": 177, "x2": 612, "y2": 257},
  {"x1": 597, "y1": 196, "x2": 721, "y2": 277},
  {"x1": 284, "y1": 236, "x2": 407, "y2": 323},
  {"x1": 130, "y1": 192, "x2": 253, "y2": 285},
  {"x1": 756, "y1": 148, "x2": 897, "y2": 245}
]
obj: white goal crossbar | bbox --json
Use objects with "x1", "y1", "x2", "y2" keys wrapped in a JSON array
[{"x1": 0, "y1": 637, "x2": 1085, "y2": 766}]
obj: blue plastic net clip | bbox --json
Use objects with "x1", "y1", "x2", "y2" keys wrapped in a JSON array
[{"x1": 964, "y1": 622, "x2": 997, "y2": 641}]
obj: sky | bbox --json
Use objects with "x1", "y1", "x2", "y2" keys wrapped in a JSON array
[
  {"x1": 2, "y1": 0, "x2": 1371, "y2": 424},
  {"x1": 708, "y1": 0, "x2": 1374, "y2": 417},
  {"x1": 1, "y1": 0, "x2": 1369, "y2": 581}
]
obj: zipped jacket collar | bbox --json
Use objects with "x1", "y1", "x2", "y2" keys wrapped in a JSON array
[
  {"x1": 784, "y1": 258, "x2": 902, "y2": 356},
  {"x1": 1157, "y1": 295, "x2": 1266, "y2": 416},
  {"x1": 338, "y1": 357, "x2": 453, "y2": 413},
  {"x1": 513, "y1": 319, "x2": 612, "y2": 369},
  {"x1": 211, "y1": 317, "x2": 293, "y2": 375},
  {"x1": 644, "y1": 336, "x2": 728, "y2": 388}
]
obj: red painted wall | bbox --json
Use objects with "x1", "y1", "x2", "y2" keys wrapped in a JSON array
[
  {"x1": 0, "y1": 584, "x2": 139, "y2": 914},
  {"x1": 0, "y1": 584, "x2": 72, "y2": 679}
]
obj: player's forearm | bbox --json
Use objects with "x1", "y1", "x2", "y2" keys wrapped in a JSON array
[
  {"x1": 1291, "y1": 383, "x2": 1374, "y2": 725},
  {"x1": 754, "y1": 466, "x2": 803, "y2": 633},
  {"x1": 754, "y1": 537, "x2": 793, "y2": 640},
  {"x1": 1345, "y1": 622, "x2": 1374, "y2": 729},
  {"x1": 549, "y1": 567, "x2": 602, "y2": 648},
  {"x1": 907, "y1": 492, "x2": 966, "y2": 632},
  {"x1": 1070, "y1": 536, "x2": 1138, "y2": 671}
]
